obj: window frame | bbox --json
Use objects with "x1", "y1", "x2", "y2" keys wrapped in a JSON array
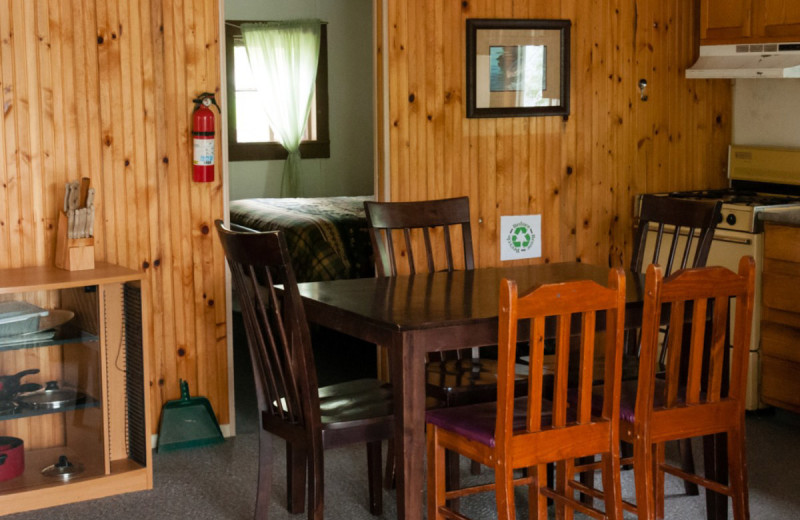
[{"x1": 225, "y1": 21, "x2": 330, "y2": 161}]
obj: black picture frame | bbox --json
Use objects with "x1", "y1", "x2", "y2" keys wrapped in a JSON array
[{"x1": 466, "y1": 18, "x2": 571, "y2": 119}]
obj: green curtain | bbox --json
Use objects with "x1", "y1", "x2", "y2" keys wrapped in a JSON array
[{"x1": 241, "y1": 20, "x2": 321, "y2": 197}]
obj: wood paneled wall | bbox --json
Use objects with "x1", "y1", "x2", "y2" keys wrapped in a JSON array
[
  {"x1": 380, "y1": 0, "x2": 733, "y2": 269},
  {"x1": 0, "y1": 0, "x2": 228, "y2": 432}
]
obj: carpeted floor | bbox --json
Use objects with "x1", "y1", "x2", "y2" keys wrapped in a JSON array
[{"x1": 5, "y1": 314, "x2": 800, "y2": 519}]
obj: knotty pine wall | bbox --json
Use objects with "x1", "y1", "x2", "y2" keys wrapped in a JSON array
[
  {"x1": 380, "y1": 0, "x2": 733, "y2": 268},
  {"x1": 0, "y1": 0, "x2": 228, "y2": 433}
]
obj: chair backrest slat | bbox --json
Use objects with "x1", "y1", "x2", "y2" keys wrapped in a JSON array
[
  {"x1": 685, "y1": 298, "x2": 709, "y2": 404},
  {"x1": 577, "y1": 311, "x2": 597, "y2": 423},
  {"x1": 707, "y1": 295, "x2": 730, "y2": 401},
  {"x1": 526, "y1": 316, "x2": 546, "y2": 432}
]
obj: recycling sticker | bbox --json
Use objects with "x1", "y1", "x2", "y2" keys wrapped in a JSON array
[{"x1": 500, "y1": 215, "x2": 542, "y2": 261}]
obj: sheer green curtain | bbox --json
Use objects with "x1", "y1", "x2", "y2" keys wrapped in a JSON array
[{"x1": 241, "y1": 20, "x2": 321, "y2": 197}]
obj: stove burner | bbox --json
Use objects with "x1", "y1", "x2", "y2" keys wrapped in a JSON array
[{"x1": 667, "y1": 189, "x2": 800, "y2": 206}]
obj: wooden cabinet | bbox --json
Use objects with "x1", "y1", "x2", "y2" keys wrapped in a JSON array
[
  {"x1": 0, "y1": 263, "x2": 151, "y2": 514},
  {"x1": 700, "y1": 0, "x2": 753, "y2": 43},
  {"x1": 756, "y1": 0, "x2": 800, "y2": 39},
  {"x1": 700, "y1": 0, "x2": 800, "y2": 44},
  {"x1": 761, "y1": 222, "x2": 800, "y2": 413}
]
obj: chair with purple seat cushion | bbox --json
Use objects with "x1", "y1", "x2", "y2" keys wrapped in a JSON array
[
  {"x1": 615, "y1": 259, "x2": 754, "y2": 519},
  {"x1": 426, "y1": 268, "x2": 626, "y2": 520},
  {"x1": 625, "y1": 194, "x2": 723, "y2": 496}
]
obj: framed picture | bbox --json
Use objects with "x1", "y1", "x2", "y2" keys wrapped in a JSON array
[{"x1": 466, "y1": 18, "x2": 571, "y2": 119}]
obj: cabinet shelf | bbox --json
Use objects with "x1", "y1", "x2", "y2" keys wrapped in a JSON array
[
  {"x1": 0, "y1": 264, "x2": 151, "y2": 515},
  {"x1": 0, "y1": 394, "x2": 100, "y2": 422},
  {"x1": 0, "y1": 330, "x2": 99, "y2": 353}
]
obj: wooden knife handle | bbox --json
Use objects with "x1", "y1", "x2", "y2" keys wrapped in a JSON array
[{"x1": 78, "y1": 177, "x2": 91, "y2": 208}]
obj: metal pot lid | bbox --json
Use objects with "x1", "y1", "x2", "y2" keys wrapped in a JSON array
[
  {"x1": 0, "y1": 400, "x2": 17, "y2": 416},
  {"x1": 42, "y1": 455, "x2": 84, "y2": 480},
  {"x1": 16, "y1": 381, "x2": 85, "y2": 410}
]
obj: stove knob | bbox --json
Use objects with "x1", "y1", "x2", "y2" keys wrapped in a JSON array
[
  {"x1": 726, "y1": 214, "x2": 737, "y2": 226},
  {"x1": 717, "y1": 213, "x2": 723, "y2": 224}
]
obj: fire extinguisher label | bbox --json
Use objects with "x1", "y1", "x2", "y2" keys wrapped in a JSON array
[{"x1": 193, "y1": 138, "x2": 214, "y2": 166}]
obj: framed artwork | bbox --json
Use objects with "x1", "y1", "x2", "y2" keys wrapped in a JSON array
[{"x1": 466, "y1": 18, "x2": 571, "y2": 119}]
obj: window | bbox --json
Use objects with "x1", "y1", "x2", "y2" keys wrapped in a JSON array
[{"x1": 225, "y1": 22, "x2": 330, "y2": 161}]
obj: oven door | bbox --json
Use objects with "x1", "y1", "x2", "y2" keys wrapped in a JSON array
[{"x1": 641, "y1": 225, "x2": 764, "y2": 410}]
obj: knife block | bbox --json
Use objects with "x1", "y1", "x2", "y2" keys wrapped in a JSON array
[{"x1": 54, "y1": 210, "x2": 94, "y2": 271}]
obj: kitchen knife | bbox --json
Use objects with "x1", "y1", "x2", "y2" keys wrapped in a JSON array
[
  {"x1": 85, "y1": 187, "x2": 95, "y2": 209},
  {"x1": 87, "y1": 205, "x2": 94, "y2": 237},
  {"x1": 67, "y1": 181, "x2": 80, "y2": 211},
  {"x1": 67, "y1": 209, "x2": 76, "y2": 239},
  {"x1": 76, "y1": 208, "x2": 86, "y2": 238},
  {"x1": 63, "y1": 183, "x2": 72, "y2": 213}
]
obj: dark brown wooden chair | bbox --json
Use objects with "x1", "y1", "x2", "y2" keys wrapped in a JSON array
[
  {"x1": 364, "y1": 197, "x2": 526, "y2": 406},
  {"x1": 620, "y1": 258, "x2": 754, "y2": 519},
  {"x1": 630, "y1": 194, "x2": 722, "y2": 495},
  {"x1": 631, "y1": 194, "x2": 722, "y2": 280},
  {"x1": 426, "y1": 269, "x2": 627, "y2": 520},
  {"x1": 215, "y1": 221, "x2": 394, "y2": 520},
  {"x1": 364, "y1": 197, "x2": 528, "y2": 490}
]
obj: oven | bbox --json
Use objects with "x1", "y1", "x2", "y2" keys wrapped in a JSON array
[{"x1": 637, "y1": 145, "x2": 800, "y2": 410}]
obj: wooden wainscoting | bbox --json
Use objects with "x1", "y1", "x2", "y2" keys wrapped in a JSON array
[
  {"x1": 0, "y1": 0, "x2": 228, "y2": 432},
  {"x1": 378, "y1": 0, "x2": 732, "y2": 270}
]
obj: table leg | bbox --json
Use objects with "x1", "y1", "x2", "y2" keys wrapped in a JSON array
[{"x1": 392, "y1": 333, "x2": 427, "y2": 520}]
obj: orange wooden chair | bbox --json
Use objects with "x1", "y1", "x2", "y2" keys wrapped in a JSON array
[
  {"x1": 619, "y1": 257, "x2": 754, "y2": 519},
  {"x1": 623, "y1": 194, "x2": 723, "y2": 497},
  {"x1": 426, "y1": 268, "x2": 626, "y2": 520}
]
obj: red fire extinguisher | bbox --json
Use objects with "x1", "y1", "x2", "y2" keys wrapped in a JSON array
[{"x1": 192, "y1": 92, "x2": 220, "y2": 182}]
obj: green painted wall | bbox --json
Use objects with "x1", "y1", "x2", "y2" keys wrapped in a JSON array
[{"x1": 225, "y1": 0, "x2": 375, "y2": 199}]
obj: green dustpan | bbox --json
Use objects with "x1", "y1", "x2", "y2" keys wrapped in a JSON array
[{"x1": 157, "y1": 379, "x2": 224, "y2": 452}]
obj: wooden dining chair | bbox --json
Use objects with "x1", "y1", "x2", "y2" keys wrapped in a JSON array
[
  {"x1": 618, "y1": 257, "x2": 754, "y2": 519},
  {"x1": 364, "y1": 197, "x2": 527, "y2": 406},
  {"x1": 631, "y1": 194, "x2": 722, "y2": 280},
  {"x1": 426, "y1": 268, "x2": 626, "y2": 520},
  {"x1": 364, "y1": 197, "x2": 527, "y2": 489},
  {"x1": 215, "y1": 221, "x2": 395, "y2": 520},
  {"x1": 629, "y1": 194, "x2": 723, "y2": 495}
]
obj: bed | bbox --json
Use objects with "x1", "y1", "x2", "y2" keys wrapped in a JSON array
[{"x1": 228, "y1": 196, "x2": 375, "y2": 283}]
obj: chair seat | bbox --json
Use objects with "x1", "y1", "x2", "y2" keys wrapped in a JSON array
[
  {"x1": 318, "y1": 378, "x2": 393, "y2": 424},
  {"x1": 582, "y1": 378, "x2": 676, "y2": 424},
  {"x1": 426, "y1": 397, "x2": 554, "y2": 448}
]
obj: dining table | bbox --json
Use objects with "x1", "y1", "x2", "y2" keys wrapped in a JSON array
[{"x1": 295, "y1": 261, "x2": 727, "y2": 520}]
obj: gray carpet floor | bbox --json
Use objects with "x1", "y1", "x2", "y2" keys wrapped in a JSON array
[{"x1": 5, "y1": 318, "x2": 800, "y2": 519}]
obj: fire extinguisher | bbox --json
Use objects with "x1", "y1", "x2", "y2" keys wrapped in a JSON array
[{"x1": 192, "y1": 92, "x2": 220, "y2": 182}]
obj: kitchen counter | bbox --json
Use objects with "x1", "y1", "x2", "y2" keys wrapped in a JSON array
[
  {"x1": 760, "y1": 221, "x2": 800, "y2": 414},
  {"x1": 758, "y1": 209, "x2": 800, "y2": 227}
]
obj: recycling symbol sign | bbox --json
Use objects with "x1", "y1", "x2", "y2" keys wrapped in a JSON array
[
  {"x1": 507, "y1": 222, "x2": 535, "y2": 253},
  {"x1": 500, "y1": 215, "x2": 541, "y2": 261}
]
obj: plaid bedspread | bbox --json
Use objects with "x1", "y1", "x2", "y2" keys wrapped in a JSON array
[{"x1": 229, "y1": 196, "x2": 375, "y2": 283}]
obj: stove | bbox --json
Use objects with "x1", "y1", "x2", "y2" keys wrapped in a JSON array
[
  {"x1": 660, "y1": 188, "x2": 800, "y2": 233},
  {"x1": 638, "y1": 145, "x2": 800, "y2": 410}
]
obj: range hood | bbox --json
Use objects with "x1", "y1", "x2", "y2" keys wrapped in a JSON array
[{"x1": 686, "y1": 42, "x2": 800, "y2": 79}]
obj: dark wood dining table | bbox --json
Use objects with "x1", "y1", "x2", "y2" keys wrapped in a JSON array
[{"x1": 295, "y1": 262, "x2": 726, "y2": 520}]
